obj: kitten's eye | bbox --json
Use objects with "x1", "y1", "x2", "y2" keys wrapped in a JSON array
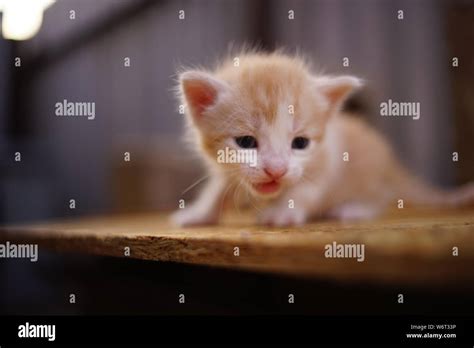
[
  {"x1": 235, "y1": 136, "x2": 258, "y2": 149},
  {"x1": 292, "y1": 137, "x2": 310, "y2": 150}
]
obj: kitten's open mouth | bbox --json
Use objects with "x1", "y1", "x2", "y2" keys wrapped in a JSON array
[{"x1": 253, "y1": 180, "x2": 281, "y2": 194}]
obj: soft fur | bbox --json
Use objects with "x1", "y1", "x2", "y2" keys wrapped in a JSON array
[{"x1": 172, "y1": 51, "x2": 474, "y2": 227}]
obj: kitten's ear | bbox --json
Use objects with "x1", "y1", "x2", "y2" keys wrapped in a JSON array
[
  {"x1": 180, "y1": 70, "x2": 229, "y2": 120},
  {"x1": 314, "y1": 75, "x2": 363, "y2": 111}
]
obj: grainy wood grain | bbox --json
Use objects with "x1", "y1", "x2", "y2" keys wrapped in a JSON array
[{"x1": 1, "y1": 208, "x2": 473, "y2": 289}]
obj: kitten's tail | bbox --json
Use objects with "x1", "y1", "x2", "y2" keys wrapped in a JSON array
[{"x1": 393, "y1": 166, "x2": 474, "y2": 208}]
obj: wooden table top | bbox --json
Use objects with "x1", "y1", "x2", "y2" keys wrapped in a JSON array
[{"x1": 1, "y1": 208, "x2": 473, "y2": 289}]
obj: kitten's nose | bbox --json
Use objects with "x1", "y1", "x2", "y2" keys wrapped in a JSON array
[{"x1": 264, "y1": 165, "x2": 288, "y2": 180}]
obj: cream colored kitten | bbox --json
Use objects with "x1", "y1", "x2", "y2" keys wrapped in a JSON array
[{"x1": 172, "y1": 52, "x2": 474, "y2": 227}]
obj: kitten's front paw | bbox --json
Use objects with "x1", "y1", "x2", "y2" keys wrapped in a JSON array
[
  {"x1": 258, "y1": 206, "x2": 307, "y2": 227},
  {"x1": 170, "y1": 207, "x2": 218, "y2": 227}
]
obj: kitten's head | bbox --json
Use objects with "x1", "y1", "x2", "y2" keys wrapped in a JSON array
[{"x1": 179, "y1": 53, "x2": 362, "y2": 198}]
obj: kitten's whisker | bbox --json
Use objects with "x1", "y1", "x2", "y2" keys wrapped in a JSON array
[
  {"x1": 301, "y1": 173, "x2": 320, "y2": 186},
  {"x1": 233, "y1": 179, "x2": 242, "y2": 216},
  {"x1": 218, "y1": 180, "x2": 236, "y2": 220},
  {"x1": 181, "y1": 173, "x2": 211, "y2": 195},
  {"x1": 245, "y1": 182, "x2": 262, "y2": 214}
]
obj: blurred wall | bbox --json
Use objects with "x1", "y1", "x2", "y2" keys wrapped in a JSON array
[
  {"x1": 1, "y1": 0, "x2": 471, "y2": 222},
  {"x1": 0, "y1": 36, "x2": 10, "y2": 223},
  {"x1": 3, "y1": 0, "x2": 259, "y2": 221},
  {"x1": 271, "y1": 0, "x2": 455, "y2": 185},
  {"x1": 446, "y1": 2, "x2": 474, "y2": 184}
]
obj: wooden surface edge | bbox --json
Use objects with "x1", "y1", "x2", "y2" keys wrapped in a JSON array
[{"x1": 1, "y1": 228, "x2": 472, "y2": 290}]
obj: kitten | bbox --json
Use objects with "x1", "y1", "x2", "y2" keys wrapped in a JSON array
[{"x1": 172, "y1": 52, "x2": 474, "y2": 227}]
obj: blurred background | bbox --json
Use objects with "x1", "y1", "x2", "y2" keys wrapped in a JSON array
[
  {"x1": 0, "y1": 0, "x2": 473, "y2": 224},
  {"x1": 0, "y1": 0, "x2": 473, "y2": 315}
]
